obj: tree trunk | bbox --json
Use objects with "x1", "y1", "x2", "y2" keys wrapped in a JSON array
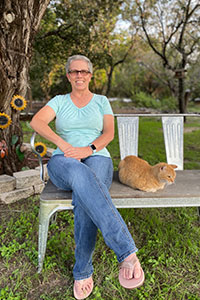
[
  {"x1": 178, "y1": 77, "x2": 185, "y2": 114},
  {"x1": 106, "y1": 67, "x2": 114, "y2": 97},
  {"x1": 0, "y1": 0, "x2": 50, "y2": 175}
]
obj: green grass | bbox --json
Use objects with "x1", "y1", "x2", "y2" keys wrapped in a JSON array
[
  {"x1": 1, "y1": 200, "x2": 200, "y2": 299},
  {"x1": 0, "y1": 116, "x2": 200, "y2": 299}
]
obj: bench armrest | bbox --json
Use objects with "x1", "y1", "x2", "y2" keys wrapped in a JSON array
[{"x1": 30, "y1": 132, "x2": 45, "y2": 182}]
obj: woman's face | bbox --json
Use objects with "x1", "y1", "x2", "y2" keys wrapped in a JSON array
[{"x1": 67, "y1": 59, "x2": 92, "y2": 91}]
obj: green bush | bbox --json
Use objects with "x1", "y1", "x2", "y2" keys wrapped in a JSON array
[
  {"x1": 160, "y1": 96, "x2": 177, "y2": 112},
  {"x1": 131, "y1": 92, "x2": 178, "y2": 112},
  {"x1": 131, "y1": 91, "x2": 161, "y2": 109}
]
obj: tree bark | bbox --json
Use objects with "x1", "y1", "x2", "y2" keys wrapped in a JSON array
[
  {"x1": 178, "y1": 78, "x2": 185, "y2": 114},
  {"x1": 106, "y1": 66, "x2": 114, "y2": 97},
  {"x1": 0, "y1": 0, "x2": 50, "y2": 175}
]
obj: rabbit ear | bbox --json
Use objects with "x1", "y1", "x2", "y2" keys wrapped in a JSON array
[{"x1": 170, "y1": 164, "x2": 178, "y2": 169}]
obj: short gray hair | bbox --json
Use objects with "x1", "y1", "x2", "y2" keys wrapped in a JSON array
[{"x1": 65, "y1": 55, "x2": 93, "y2": 74}]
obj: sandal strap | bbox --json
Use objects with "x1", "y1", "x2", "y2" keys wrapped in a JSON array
[{"x1": 75, "y1": 277, "x2": 93, "y2": 287}]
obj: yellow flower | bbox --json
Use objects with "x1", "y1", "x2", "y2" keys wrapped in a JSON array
[
  {"x1": 34, "y1": 142, "x2": 47, "y2": 157},
  {"x1": 0, "y1": 113, "x2": 12, "y2": 129},
  {"x1": 11, "y1": 95, "x2": 27, "y2": 111}
]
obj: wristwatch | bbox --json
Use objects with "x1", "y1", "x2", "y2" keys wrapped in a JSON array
[{"x1": 89, "y1": 143, "x2": 97, "y2": 153}]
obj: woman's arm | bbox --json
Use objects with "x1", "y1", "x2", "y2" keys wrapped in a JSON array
[
  {"x1": 90, "y1": 114, "x2": 115, "y2": 151},
  {"x1": 30, "y1": 105, "x2": 72, "y2": 153},
  {"x1": 63, "y1": 114, "x2": 114, "y2": 159}
]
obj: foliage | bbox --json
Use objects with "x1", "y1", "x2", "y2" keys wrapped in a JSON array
[
  {"x1": 131, "y1": 91, "x2": 161, "y2": 109},
  {"x1": 30, "y1": 0, "x2": 123, "y2": 99},
  {"x1": 131, "y1": 92, "x2": 178, "y2": 112},
  {"x1": 186, "y1": 53, "x2": 200, "y2": 100},
  {"x1": 160, "y1": 96, "x2": 178, "y2": 112},
  {"x1": 29, "y1": 0, "x2": 200, "y2": 106}
]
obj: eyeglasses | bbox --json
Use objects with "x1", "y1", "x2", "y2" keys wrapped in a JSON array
[{"x1": 68, "y1": 70, "x2": 91, "y2": 77}]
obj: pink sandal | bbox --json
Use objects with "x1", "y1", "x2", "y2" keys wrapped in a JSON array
[
  {"x1": 119, "y1": 256, "x2": 145, "y2": 289},
  {"x1": 73, "y1": 277, "x2": 94, "y2": 300}
]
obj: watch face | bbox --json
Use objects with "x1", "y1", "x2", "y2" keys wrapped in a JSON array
[{"x1": 90, "y1": 144, "x2": 96, "y2": 150}]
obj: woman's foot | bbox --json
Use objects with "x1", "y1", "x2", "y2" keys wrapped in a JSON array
[
  {"x1": 73, "y1": 276, "x2": 94, "y2": 300},
  {"x1": 119, "y1": 253, "x2": 145, "y2": 289}
]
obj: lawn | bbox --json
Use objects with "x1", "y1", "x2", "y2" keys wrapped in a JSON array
[{"x1": 0, "y1": 116, "x2": 200, "y2": 300}]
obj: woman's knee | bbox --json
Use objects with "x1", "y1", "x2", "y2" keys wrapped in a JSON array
[{"x1": 48, "y1": 155, "x2": 90, "y2": 184}]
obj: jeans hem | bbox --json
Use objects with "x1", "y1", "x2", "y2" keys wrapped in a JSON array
[
  {"x1": 118, "y1": 247, "x2": 138, "y2": 263},
  {"x1": 73, "y1": 272, "x2": 93, "y2": 281}
]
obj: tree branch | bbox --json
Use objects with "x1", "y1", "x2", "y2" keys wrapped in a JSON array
[
  {"x1": 37, "y1": 23, "x2": 74, "y2": 40},
  {"x1": 137, "y1": 2, "x2": 173, "y2": 70}
]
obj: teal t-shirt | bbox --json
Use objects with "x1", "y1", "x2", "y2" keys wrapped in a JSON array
[{"x1": 46, "y1": 93, "x2": 113, "y2": 157}]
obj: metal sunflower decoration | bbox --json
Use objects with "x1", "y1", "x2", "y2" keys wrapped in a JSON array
[
  {"x1": 34, "y1": 142, "x2": 47, "y2": 157},
  {"x1": 10, "y1": 95, "x2": 27, "y2": 111},
  {"x1": 0, "y1": 112, "x2": 12, "y2": 129}
]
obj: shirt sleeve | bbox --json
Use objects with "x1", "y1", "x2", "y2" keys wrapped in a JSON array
[
  {"x1": 45, "y1": 96, "x2": 60, "y2": 114},
  {"x1": 102, "y1": 96, "x2": 113, "y2": 115}
]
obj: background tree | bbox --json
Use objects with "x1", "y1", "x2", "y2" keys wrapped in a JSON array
[
  {"x1": 30, "y1": 0, "x2": 129, "y2": 100},
  {"x1": 103, "y1": 33, "x2": 135, "y2": 97},
  {"x1": 123, "y1": 0, "x2": 200, "y2": 113},
  {"x1": 110, "y1": 37, "x2": 175, "y2": 100},
  {"x1": 0, "y1": 0, "x2": 50, "y2": 175}
]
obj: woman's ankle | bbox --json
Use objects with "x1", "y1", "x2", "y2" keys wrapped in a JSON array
[{"x1": 124, "y1": 252, "x2": 137, "y2": 262}]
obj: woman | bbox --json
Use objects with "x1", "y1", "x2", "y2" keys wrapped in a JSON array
[{"x1": 30, "y1": 55, "x2": 144, "y2": 299}]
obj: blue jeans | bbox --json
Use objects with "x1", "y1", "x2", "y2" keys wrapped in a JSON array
[{"x1": 47, "y1": 155, "x2": 138, "y2": 280}]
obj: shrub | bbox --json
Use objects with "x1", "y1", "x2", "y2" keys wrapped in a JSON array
[
  {"x1": 131, "y1": 91, "x2": 161, "y2": 109},
  {"x1": 160, "y1": 96, "x2": 178, "y2": 112}
]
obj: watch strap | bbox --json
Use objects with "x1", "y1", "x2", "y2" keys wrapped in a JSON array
[{"x1": 89, "y1": 143, "x2": 96, "y2": 153}]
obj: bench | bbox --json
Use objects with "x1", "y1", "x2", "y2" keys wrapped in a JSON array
[{"x1": 30, "y1": 113, "x2": 200, "y2": 273}]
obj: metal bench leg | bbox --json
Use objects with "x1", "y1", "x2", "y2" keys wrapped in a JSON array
[
  {"x1": 50, "y1": 212, "x2": 57, "y2": 224},
  {"x1": 38, "y1": 218, "x2": 49, "y2": 273},
  {"x1": 38, "y1": 203, "x2": 54, "y2": 273}
]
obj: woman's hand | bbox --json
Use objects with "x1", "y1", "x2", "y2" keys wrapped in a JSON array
[
  {"x1": 57, "y1": 139, "x2": 92, "y2": 160},
  {"x1": 63, "y1": 146, "x2": 92, "y2": 160}
]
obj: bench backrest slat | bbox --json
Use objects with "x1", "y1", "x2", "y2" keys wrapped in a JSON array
[
  {"x1": 117, "y1": 115, "x2": 184, "y2": 170},
  {"x1": 117, "y1": 116, "x2": 139, "y2": 159},
  {"x1": 162, "y1": 116, "x2": 183, "y2": 170}
]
